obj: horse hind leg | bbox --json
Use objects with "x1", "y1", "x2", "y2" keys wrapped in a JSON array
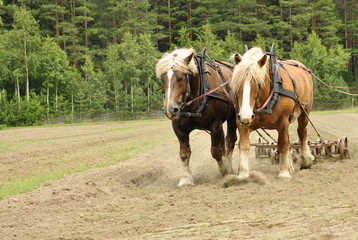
[
  {"x1": 211, "y1": 122, "x2": 230, "y2": 176},
  {"x1": 297, "y1": 113, "x2": 315, "y2": 169}
]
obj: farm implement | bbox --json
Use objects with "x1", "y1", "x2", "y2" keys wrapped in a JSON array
[{"x1": 252, "y1": 128, "x2": 350, "y2": 164}]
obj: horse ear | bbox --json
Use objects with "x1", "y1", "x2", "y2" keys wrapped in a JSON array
[
  {"x1": 184, "y1": 52, "x2": 194, "y2": 64},
  {"x1": 234, "y1": 53, "x2": 242, "y2": 65},
  {"x1": 258, "y1": 55, "x2": 267, "y2": 67},
  {"x1": 153, "y1": 57, "x2": 159, "y2": 63}
]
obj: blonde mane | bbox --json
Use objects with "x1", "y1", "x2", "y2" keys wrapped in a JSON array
[
  {"x1": 230, "y1": 47, "x2": 268, "y2": 92},
  {"x1": 156, "y1": 48, "x2": 198, "y2": 78}
]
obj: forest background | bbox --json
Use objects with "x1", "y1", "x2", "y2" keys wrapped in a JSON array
[{"x1": 0, "y1": 0, "x2": 357, "y2": 126}]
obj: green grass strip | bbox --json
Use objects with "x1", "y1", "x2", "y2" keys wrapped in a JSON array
[
  {"x1": 312, "y1": 107, "x2": 358, "y2": 115},
  {"x1": 0, "y1": 132, "x2": 176, "y2": 200}
]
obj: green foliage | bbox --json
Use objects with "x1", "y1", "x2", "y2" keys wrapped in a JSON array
[
  {"x1": 0, "y1": 90, "x2": 44, "y2": 126},
  {"x1": 291, "y1": 32, "x2": 351, "y2": 109},
  {"x1": 176, "y1": 26, "x2": 192, "y2": 48},
  {"x1": 0, "y1": 0, "x2": 356, "y2": 126}
]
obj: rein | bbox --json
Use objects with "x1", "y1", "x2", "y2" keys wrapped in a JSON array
[
  {"x1": 283, "y1": 60, "x2": 358, "y2": 97},
  {"x1": 181, "y1": 77, "x2": 234, "y2": 109},
  {"x1": 255, "y1": 85, "x2": 274, "y2": 113},
  {"x1": 179, "y1": 50, "x2": 237, "y2": 115}
]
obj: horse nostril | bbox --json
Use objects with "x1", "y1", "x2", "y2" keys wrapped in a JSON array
[
  {"x1": 251, "y1": 114, "x2": 255, "y2": 121},
  {"x1": 237, "y1": 114, "x2": 241, "y2": 121},
  {"x1": 172, "y1": 107, "x2": 179, "y2": 115}
]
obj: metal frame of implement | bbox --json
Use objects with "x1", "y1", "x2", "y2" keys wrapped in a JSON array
[{"x1": 252, "y1": 132, "x2": 350, "y2": 164}]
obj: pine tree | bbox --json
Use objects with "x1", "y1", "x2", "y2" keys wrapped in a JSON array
[{"x1": 310, "y1": 0, "x2": 342, "y2": 47}]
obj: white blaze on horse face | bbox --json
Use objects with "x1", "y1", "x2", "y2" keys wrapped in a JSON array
[
  {"x1": 240, "y1": 81, "x2": 254, "y2": 122},
  {"x1": 166, "y1": 70, "x2": 174, "y2": 110}
]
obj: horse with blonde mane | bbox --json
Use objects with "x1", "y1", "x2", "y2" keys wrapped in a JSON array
[
  {"x1": 231, "y1": 47, "x2": 314, "y2": 180},
  {"x1": 155, "y1": 48, "x2": 237, "y2": 186}
]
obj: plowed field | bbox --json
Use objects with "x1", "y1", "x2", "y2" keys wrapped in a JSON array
[{"x1": 0, "y1": 114, "x2": 357, "y2": 239}]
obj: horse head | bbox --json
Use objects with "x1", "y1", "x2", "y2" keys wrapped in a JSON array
[
  {"x1": 155, "y1": 48, "x2": 198, "y2": 120},
  {"x1": 231, "y1": 48, "x2": 267, "y2": 126}
]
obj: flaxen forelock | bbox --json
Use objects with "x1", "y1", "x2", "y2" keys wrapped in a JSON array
[
  {"x1": 230, "y1": 47, "x2": 268, "y2": 92},
  {"x1": 156, "y1": 48, "x2": 198, "y2": 78}
]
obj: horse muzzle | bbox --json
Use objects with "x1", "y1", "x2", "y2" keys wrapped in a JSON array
[
  {"x1": 237, "y1": 113, "x2": 255, "y2": 126},
  {"x1": 162, "y1": 104, "x2": 180, "y2": 120}
]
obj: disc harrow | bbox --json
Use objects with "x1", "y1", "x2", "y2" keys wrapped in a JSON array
[{"x1": 252, "y1": 135, "x2": 350, "y2": 164}]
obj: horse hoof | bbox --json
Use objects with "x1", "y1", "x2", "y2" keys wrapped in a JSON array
[
  {"x1": 178, "y1": 177, "x2": 194, "y2": 187},
  {"x1": 238, "y1": 173, "x2": 249, "y2": 180},
  {"x1": 300, "y1": 153, "x2": 314, "y2": 169},
  {"x1": 278, "y1": 171, "x2": 292, "y2": 181}
]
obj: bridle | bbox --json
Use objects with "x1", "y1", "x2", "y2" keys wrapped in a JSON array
[{"x1": 182, "y1": 72, "x2": 192, "y2": 105}]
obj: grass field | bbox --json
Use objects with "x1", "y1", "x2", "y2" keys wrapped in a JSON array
[{"x1": 0, "y1": 119, "x2": 176, "y2": 200}]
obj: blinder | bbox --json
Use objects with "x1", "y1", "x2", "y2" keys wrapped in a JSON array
[{"x1": 182, "y1": 71, "x2": 192, "y2": 107}]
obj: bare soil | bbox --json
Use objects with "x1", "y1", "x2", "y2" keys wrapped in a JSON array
[{"x1": 0, "y1": 114, "x2": 357, "y2": 240}]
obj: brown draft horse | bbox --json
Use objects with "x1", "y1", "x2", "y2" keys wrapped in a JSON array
[
  {"x1": 155, "y1": 48, "x2": 237, "y2": 186},
  {"x1": 231, "y1": 47, "x2": 314, "y2": 180}
]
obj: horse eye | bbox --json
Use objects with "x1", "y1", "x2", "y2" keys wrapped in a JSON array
[{"x1": 177, "y1": 77, "x2": 184, "y2": 82}]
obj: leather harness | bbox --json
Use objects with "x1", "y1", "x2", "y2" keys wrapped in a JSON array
[
  {"x1": 251, "y1": 44, "x2": 300, "y2": 122},
  {"x1": 179, "y1": 44, "x2": 303, "y2": 120},
  {"x1": 180, "y1": 48, "x2": 235, "y2": 117}
]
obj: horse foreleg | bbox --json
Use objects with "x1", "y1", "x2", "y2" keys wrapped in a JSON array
[
  {"x1": 224, "y1": 116, "x2": 237, "y2": 174},
  {"x1": 297, "y1": 114, "x2": 314, "y2": 169},
  {"x1": 277, "y1": 123, "x2": 294, "y2": 179},
  {"x1": 211, "y1": 122, "x2": 230, "y2": 176},
  {"x1": 238, "y1": 126, "x2": 250, "y2": 179},
  {"x1": 174, "y1": 126, "x2": 194, "y2": 187}
]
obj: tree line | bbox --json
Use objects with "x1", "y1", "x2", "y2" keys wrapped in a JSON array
[{"x1": 0, "y1": 0, "x2": 356, "y2": 126}]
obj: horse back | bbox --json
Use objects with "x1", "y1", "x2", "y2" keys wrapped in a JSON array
[{"x1": 280, "y1": 60, "x2": 314, "y2": 107}]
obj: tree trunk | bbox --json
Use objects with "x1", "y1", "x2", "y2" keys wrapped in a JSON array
[
  {"x1": 16, "y1": 75, "x2": 20, "y2": 109},
  {"x1": 187, "y1": 0, "x2": 192, "y2": 40},
  {"x1": 124, "y1": 80, "x2": 128, "y2": 109},
  {"x1": 238, "y1": 2, "x2": 242, "y2": 41},
  {"x1": 84, "y1": 0, "x2": 88, "y2": 52},
  {"x1": 168, "y1": 0, "x2": 172, "y2": 46},
  {"x1": 147, "y1": 84, "x2": 150, "y2": 112},
  {"x1": 104, "y1": 0, "x2": 107, "y2": 30},
  {"x1": 155, "y1": 0, "x2": 159, "y2": 46},
  {"x1": 71, "y1": 89, "x2": 74, "y2": 123},
  {"x1": 24, "y1": 33, "x2": 30, "y2": 102},
  {"x1": 12, "y1": 0, "x2": 15, "y2": 25},
  {"x1": 55, "y1": 0, "x2": 60, "y2": 46},
  {"x1": 112, "y1": 2, "x2": 117, "y2": 43},
  {"x1": 70, "y1": 0, "x2": 77, "y2": 67},
  {"x1": 311, "y1": 0, "x2": 316, "y2": 27},
  {"x1": 114, "y1": 87, "x2": 119, "y2": 113},
  {"x1": 344, "y1": 0, "x2": 348, "y2": 48},
  {"x1": 47, "y1": 85, "x2": 50, "y2": 123},
  {"x1": 61, "y1": 0, "x2": 66, "y2": 49},
  {"x1": 55, "y1": 84, "x2": 58, "y2": 122},
  {"x1": 289, "y1": 0, "x2": 293, "y2": 50},
  {"x1": 255, "y1": 0, "x2": 258, "y2": 18},
  {"x1": 131, "y1": 83, "x2": 134, "y2": 113}
]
